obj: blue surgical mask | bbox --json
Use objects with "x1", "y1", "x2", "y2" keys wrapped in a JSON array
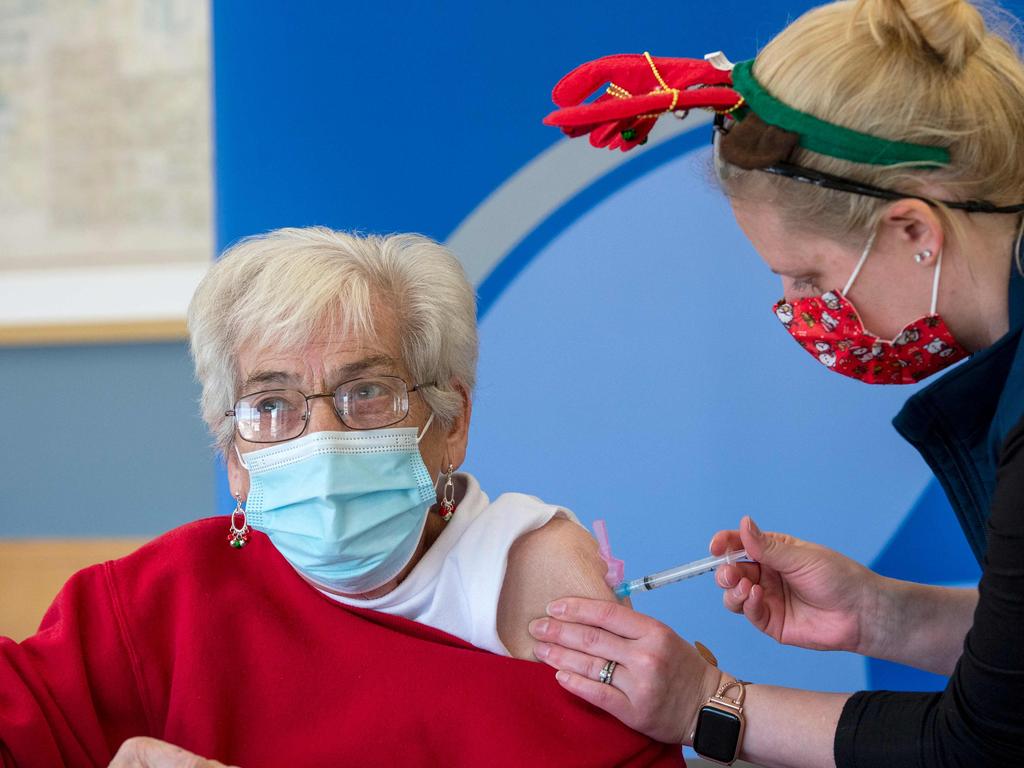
[{"x1": 238, "y1": 419, "x2": 436, "y2": 594}]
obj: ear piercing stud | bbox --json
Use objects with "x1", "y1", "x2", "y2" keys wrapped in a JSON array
[{"x1": 914, "y1": 249, "x2": 933, "y2": 264}]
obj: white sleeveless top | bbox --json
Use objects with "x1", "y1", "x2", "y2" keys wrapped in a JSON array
[{"x1": 320, "y1": 473, "x2": 573, "y2": 656}]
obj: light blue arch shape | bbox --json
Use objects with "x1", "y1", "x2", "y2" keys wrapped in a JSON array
[{"x1": 465, "y1": 131, "x2": 977, "y2": 693}]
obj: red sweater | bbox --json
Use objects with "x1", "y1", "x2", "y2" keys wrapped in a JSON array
[{"x1": 0, "y1": 518, "x2": 684, "y2": 767}]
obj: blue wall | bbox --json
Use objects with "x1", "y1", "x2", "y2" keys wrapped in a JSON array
[{"x1": 210, "y1": 0, "x2": 818, "y2": 245}]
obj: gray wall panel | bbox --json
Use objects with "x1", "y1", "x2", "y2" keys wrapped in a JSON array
[{"x1": 1, "y1": 342, "x2": 215, "y2": 537}]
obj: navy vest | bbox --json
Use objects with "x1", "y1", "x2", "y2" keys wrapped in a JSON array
[{"x1": 893, "y1": 258, "x2": 1024, "y2": 563}]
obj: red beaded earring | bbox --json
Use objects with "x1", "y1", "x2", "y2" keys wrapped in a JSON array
[
  {"x1": 439, "y1": 463, "x2": 456, "y2": 522},
  {"x1": 228, "y1": 493, "x2": 250, "y2": 549}
]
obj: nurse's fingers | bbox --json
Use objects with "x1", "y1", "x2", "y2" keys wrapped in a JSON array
[
  {"x1": 552, "y1": 669, "x2": 633, "y2": 725},
  {"x1": 544, "y1": 597, "x2": 650, "y2": 640},
  {"x1": 742, "y1": 584, "x2": 770, "y2": 631},
  {"x1": 534, "y1": 641, "x2": 604, "y2": 678},
  {"x1": 529, "y1": 616, "x2": 631, "y2": 662},
  {"x1": 534, "y1": 641, "x2": 633, "y2": 695},
  {"x1": 716, "y1": 562, "x2": 762, "y2": 589},
  {"x1": 722, "y1": 576, "x2": 754, "y2": 614},
  {"x1": 710, "y1": 529, "x2": 743, "y2": 556}
]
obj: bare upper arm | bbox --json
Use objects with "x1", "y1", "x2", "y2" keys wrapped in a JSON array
[{"x1": 496, "y1": 515, "x2": 620, "y2": 660}]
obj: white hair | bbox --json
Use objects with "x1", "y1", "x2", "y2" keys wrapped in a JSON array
[{"x1": 187, "y1": 227, "x2": 478, "y2": 455}]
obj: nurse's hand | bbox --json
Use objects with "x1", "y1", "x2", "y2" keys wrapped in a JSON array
[
  {"x1": 712, "y1": 516, "x2": 883, "y2": 654},
  {"x1": 529, "y1": 599, "x2": 723, "y2": 744},
  {"x1": 109, "y1": 737, "x2": 239, "y2": 768}
]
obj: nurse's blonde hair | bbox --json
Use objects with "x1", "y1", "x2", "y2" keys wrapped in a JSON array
[{"x1": 719, "y1": 0, "x2": 1024, "y2": 245}]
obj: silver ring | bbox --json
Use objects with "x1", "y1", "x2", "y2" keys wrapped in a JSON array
[{"x1": 598, "y1": 659, "x2": 617, "y2": 685}]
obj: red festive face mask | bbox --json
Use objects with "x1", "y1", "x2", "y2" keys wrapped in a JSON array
[{"x1": 772, "y1": 234, "x2": 968, "y2": 384}]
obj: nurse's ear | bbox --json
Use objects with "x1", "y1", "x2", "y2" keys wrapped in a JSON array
[
  {"x1": 227, "y1": 441, "x2": 251, "y2": 501},
  {"x1": 877, "y1": 198, "x2": 944, "y2": 265}
]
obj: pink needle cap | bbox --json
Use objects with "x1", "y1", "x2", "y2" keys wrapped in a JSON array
[{"x1": 592, "y1": 519, "x2": 625, "y2": 589}]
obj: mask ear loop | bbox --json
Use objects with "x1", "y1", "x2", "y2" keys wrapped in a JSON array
[
  {"x1": 929, "y1": 250, "x2": 943, "y2": 317},
  {"x1": 843, "y1": 228, "x2": 879, "y2": 296},
  {"x1": 416, "y1": 412, "x2": 435, "y2": 444},
  {"x1": 234, "y1": 443, "x2": 250, "y2": 471}
]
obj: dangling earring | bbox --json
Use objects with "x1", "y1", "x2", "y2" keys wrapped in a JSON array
[
  {"x1": 228, "y1": 493, "x2": 250, "y2": 549},
  {"x1": 439, "y1": 463, "x2": 456, "y2": 522},
  {"x1": 914, "y1": 249, "x2": 933, "y2": 264}
]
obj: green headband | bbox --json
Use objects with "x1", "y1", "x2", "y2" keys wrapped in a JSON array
[{"x1": 730, "y1": 59, "x2": 950, "y2": 167}]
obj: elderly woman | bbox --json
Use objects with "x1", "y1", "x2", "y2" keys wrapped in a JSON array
[{"x1": 0, "y1": 228, "x2": 681, "y2": 767}]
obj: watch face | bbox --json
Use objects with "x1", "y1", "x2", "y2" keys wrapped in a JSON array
[{"x1": 693, "y1": 705, "x2": 742, "y2": 763}]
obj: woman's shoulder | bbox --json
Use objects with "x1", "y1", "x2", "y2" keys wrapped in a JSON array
[
  {"x1": 104, "y1": 517, "x2": 282, "y2": 606},
  {"x1": 460, "y1": 477, "x2": 604, "y2": 591},
  {"x1": 110, "y1": 517, "x2": 231, "y2": 571},
  {"x1": 30, "y1": 518, "x2": 245, "y2": 650},
  {"x1": 504, "y1": 516, "x2": 610, "y2": 597},
  {"x1": 488, "y1": 508, "x2": 614, "y2": 658}
]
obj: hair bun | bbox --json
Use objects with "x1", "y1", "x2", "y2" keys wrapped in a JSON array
[{"x1": 859, "y1": 0, "x2": 986, "y2": 73}]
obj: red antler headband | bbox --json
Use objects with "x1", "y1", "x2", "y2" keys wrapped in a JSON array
[
  {"x1": 544, "y1": 52, "x2": 951, "y2": 166},
  {"x1": 543, "y1": 52, "x2": 742, "y2": 152}
]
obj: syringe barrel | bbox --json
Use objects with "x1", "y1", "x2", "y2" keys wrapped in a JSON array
[
  {"x1": 635, "y1": 550, "x2": 748, "y2": 592},
  {"x1": 614, "y1": 549, "x2": 748, "y2": 597}
]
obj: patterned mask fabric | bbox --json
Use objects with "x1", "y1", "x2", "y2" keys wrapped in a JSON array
[{"x1": 773, "y1": 233, "x2": 968, "y2": 384}]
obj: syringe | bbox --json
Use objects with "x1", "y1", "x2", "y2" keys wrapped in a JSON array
[{"x1": 613, "y1": 549, "x2": 750, "y2": 599}]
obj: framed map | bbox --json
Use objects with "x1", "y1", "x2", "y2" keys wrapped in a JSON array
[{"x1": 0, "y1": 0, "x2": 212, "y2": 345}]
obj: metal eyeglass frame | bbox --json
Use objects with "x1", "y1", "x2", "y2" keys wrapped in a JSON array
[{"x1": 224, "y1": 375, "x2": 437, "y2": 443}]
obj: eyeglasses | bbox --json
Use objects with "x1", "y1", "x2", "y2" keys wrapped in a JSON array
[
  {"x1": 711, "y1": 113, "x2": 1024, "y2": 215},
  {"x1": 225, "y1": 376, "x2": 435, "y2": 443}
]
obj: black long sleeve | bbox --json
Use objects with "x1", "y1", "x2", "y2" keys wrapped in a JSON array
[{"x1": 834, "y1": 415, "x2": 1024, "y2": 767}]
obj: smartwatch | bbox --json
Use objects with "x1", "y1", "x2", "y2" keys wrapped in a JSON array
[{"x1": 692, "y1": 678, "x2": 747, "y2": 766}]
